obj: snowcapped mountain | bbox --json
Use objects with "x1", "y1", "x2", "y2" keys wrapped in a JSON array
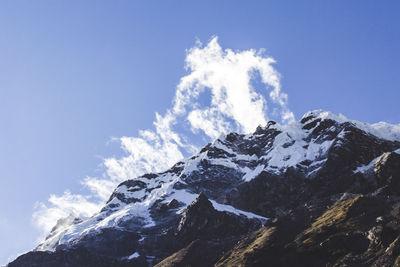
[{"x1": 8, "y1": 110, "x2": 400, "y2": 267}]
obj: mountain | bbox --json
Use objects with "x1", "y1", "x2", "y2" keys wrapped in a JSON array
[{"x1": 7, "y1": 110, "x2": 400, "y2": 267}]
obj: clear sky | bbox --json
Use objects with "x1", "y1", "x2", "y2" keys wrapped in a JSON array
[{"x1": 1, "y1": 0, "x2": 400, "y2": 264}]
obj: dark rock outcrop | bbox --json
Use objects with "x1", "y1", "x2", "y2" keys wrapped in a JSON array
[
  {"x1": 217, "y1": 153, "x2": 400, "y2": 267},
  {"x1": 176, "y1": 193, "x2": 261, "y2": 242},
  {"x1": 374, "y1": 152, "x2": 400, "y2": 193}
]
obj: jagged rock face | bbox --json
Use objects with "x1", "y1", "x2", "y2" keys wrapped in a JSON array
[
  {"x1": 216, "y1": 194, "x2": 400, "y2": 267},
  {"x1": 217, "y1": 153, "x2": 400, "y2": 267},
  {"x1": 226, "y1": 170, "x2": 308, "y2": 218},
  {"x1": 374, "y1": 152, "x2": 400, "y2": 191},
  {"x1": 176, "y1": 193, "x2": 261, "y2": 242},
  {"x1": 8, "y1": 110, "x2": 400, "y2": 267}
]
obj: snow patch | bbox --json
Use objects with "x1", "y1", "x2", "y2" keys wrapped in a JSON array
[
  {"x1": 213, "y1": 139, "x2": 237, "y2": 155},
  {"x1": 242, "y1": 164, "x2": 265, "y2": 182},
  {"x1": 166, "y1": 190, "x2": 198, "y2": 207},
  {"x1": 262, "y1": 122, "x2": 334, "y2": 174},
  {"x1": 210, "y1": 200, "x2": 268, "y2": 222},
  {"x1": 354, "y1": 157, "x2": 379, "y2": 174},
  {"x1": 126, "y1": 252, "x2": 140, "y2": 260}
]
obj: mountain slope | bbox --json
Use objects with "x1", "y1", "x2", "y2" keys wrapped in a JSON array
[{"x1": 8, "y1": 110, "x2": 400, "y2": 266}]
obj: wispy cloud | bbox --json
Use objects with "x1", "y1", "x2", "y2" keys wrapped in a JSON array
[{"x1": 32, "y1": 36, "x2": 294, "y2": 239}]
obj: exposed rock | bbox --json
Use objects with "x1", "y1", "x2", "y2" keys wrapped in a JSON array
[
  {"x1": 374, "y1": 152, "x2": 400, "y2": 193},
  {"x1": 8, "y1": 110, "x2": 400, "y2": 267},
  {"x1": 176, "y1": 193, "x2": 261, "y2": 242},
  {"x1": 154, "y1": 239, "x2": 221, "y2": 267}
]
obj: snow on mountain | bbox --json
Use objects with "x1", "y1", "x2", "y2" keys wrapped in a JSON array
[
  {"x1": 35, "y1": 110, "x2": 400, "y2": 253},
  {"x1": 303, "y1": 110, "x2": 400, "y2": 142}
]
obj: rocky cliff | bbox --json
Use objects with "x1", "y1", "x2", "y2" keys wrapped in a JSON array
[{"x1": 8, "y1": 110, "x2": 400, "y2": 267}]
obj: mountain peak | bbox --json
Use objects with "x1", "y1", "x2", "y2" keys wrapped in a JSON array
[
  {"x1": 9, "y1": 110, "x2": 400, "y2": 267},
  {"x1": 299, "y1": 109, "x2": 400, "y2": 142},
  {"x1": 301, "y1": 109, "x2": 349, "y2": 124}
]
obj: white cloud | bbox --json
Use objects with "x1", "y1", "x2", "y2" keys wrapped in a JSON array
[
  {"x1": 82, "y1": 177, "x2": 116, "y2": 201},
  {"x1": 174, "y1": 36, "x2": 294, "y2": 135},
  {"x1": 32, "y1": 36, "x2": 295, "y2": 240},
  {"x1": 187, "y1": 108, "x2": 232, "y2": 139},
  {"x1": 32, "y1": 191, "x2": 102, "y2": 240}
]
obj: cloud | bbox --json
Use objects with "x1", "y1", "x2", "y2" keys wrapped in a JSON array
[
  {"x1": 32, "y1": 190, "x2": 102, "y2": 240},
  {"x1": 174, "y1": 37, "x2": 294, "y2": 134},
  {"x1": 32, "y1": 36, "x2": 295, "y2": 239}
]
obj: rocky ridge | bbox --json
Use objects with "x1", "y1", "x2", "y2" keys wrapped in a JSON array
[{"x1": 8, "y1": 110, "x2": 400, "y2": 267}]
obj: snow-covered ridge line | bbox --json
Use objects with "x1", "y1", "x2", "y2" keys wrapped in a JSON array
[
  {"x1": 195, "y1": 110, "x2": 400, "y2": 180},
  {"x1": 302, "y1": 110, "x2": 400, "y2": 142},
  {"x1": 35, "y1": 110, "x2": 400, "y2": 253}
]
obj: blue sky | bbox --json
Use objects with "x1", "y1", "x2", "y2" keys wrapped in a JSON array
[{"x1": 1, "y1": 0, "x2": 400, "y2": 264}]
